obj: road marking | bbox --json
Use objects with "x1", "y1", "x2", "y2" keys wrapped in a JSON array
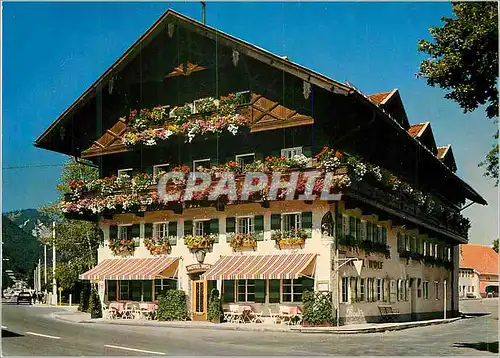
[
  {"x1": 25, "y1": 332, "x2": 61, "y2": 340},
  {"x1": 104, "y1": 344, "x2": 166, "y2": 355}
]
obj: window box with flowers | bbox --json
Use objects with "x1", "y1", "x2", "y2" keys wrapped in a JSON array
[
  {"x1": 228, "y1": 233, "x2": 258, "y2": 251},
  {"x1": 184, "y1": 234, "x2": 217, "y2": 250},
  {"x1": 144, "y1": 237, "x2": 172, "y2": 255},
  {"x1": 108, "y1": 239, "x2": 135, "y2": 255},
  {"x1": 272, "y1": 229, "x2": 307, "y2": 248}
]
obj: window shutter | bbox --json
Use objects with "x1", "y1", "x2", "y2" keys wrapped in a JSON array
[
  {"x1": 335, "y1": 212, "x2": 343, "y2": 240},
  {"x1": 226, "y1": 217, "x2": 236, "y2": 234},
  {"x1": 343, "y1": 215, "x2": 349, "y2": 237},
  {"x1": 254, "y1": 280, "x2": 266, "y2": 303},
  {"x1": 254, "y1": 152, "x2": 264, "y2": 162},
  {"x1": 269, "y1": 280, "x2": 280, "y2": 303},
  {"x1": 109, "y1": 225, "x2": 118, "y2": 241},
  {"x1": 301, "y1": 277, "x2": 315, "y2": 293},
  {"x1": 367, "y1": 222, "x2": 372, "y2": 243},
  {"x1": 302, "y1": 212, "x2": 312, "y2": 239},
  {"x1": 184, "y1": 220, "x2": 193, "y2": 237},
  {"x1": 302, "y1": 146, "x2": 312, "y2": 158},
  {"x1": 373, "y1": 226, "x2": 379, "y2": 243},
  {"x1": 131, "y1": 224, "x2": 140, "y2": 247},
  {"x1": 360, "y1": 220, "x2": 367, "y2": 241},
  {"x1": 271, "y1": 214, "x2": 281, "y2": 230},
  {"x1": 355, "y1": 218, "x2": 361, "y2": 241},
  {"x1": 209, "y1": 218, "x2": 219, "y2": 243},
  {"x1": 223, "y1": 280, "x2": 235, "y2": 303},
  {"x1": 382, "y1": 227, "x2": 387, "y2": 245},
  {"x1": 254, "y1": 215, "x2": 264, "y2": 241},
  {"x1": 168, "y1": 222, "x2": 177, "y2": 245},
  {"x1": 144, "y1": 223, "x2": 153, "y2": 238}
]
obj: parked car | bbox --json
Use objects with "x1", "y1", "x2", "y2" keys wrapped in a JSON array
[{"x1": 17, "y1": 292, "x2": 32, "y2": 305}]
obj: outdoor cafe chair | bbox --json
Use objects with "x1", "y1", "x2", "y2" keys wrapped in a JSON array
[
  {"x1": 268, "y1": 309, "x2": 281, "y2": 324},
  {"x1": 249, "y1": 310, "x2": 264, "y2": 324},
  {"x1": 222, "y1": 309, "x2": 233, "y2": 323},
  {"x1": 228, "y1": 304, "x2": 244, "y2": 324}
]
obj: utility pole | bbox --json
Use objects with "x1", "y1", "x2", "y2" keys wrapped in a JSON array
[
  {"x1": 44, "y1": 244, "x2": 47, "y2": 292},
  {"x1": 38, "y1": 258, "x2": 41, "y2": 291},
  {"x1": 444, "y1": 280, "x2": 447, "y2": 319},
  {"x1": 52, "y1": 221, "x2": 57, "y2": 305}
]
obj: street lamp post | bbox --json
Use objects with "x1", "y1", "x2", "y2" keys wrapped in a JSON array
[{"x1": 52, "y1": 221, "x2": 57, "y2": 305}]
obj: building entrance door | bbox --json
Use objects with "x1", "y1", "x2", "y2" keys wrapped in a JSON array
[{"x1": 191, "y1": 280, "x2": 207, "y2": 321}]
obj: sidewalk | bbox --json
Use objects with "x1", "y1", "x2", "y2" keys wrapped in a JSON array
[{"x1": 51, "y1": 309, "x2": 461, "y2": 334}]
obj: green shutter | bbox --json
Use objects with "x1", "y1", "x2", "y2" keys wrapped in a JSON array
[
  {"x1": 184, "y1": 220, "x2": 193, "y2": 237},
  {"x1": 382, "y1": 227, "x2": 387, "y2": 245},
  {"x1": 302, "y1": 212, "x2": 312, "y2": 239},
  {"x1": 131, "y1": 224, "x2": 140, "y2": 237},
  {"x1": 270, "y1": 150, "x2": 280, "y2": 158},
  {"x1": 254, "y1": 215, "x2": 264, "y2": 241},
  {"x1": 335, "y1": 212, "x2": 343, "y2": 239},
  {"x1": 223, "y1": 280, "x2": 235, "y2": 303},
  {"x1": 109, "y1": 225, "x2": 118, "y2": 240},
  {"x1": 209, "y1": 218, "x2": 219, "y2": 243},
  {"x1": 355, "y1": 218, "x2": 361, "y2": 241},
  {"x1": 269, "y1": 279, "x2": 280, "y2": 303},
  {"x1": 254, "y1": 152, "x2": 263, "y2": 161},
  {"x1": 254, "y1": 280, "x2": 266, "y2": 303},
  {"x1": 144, "y1": 223, "x2": 153, "y2": 238},
  {"x1": 303, "y1": 146, "x2": 312, "y2": 158},
  {"x1": 271, "y1": 214, "x2": 281, "y2": 230},
  {"x1": 168, "y1": 222, "x2": 177, "y2": 246},
  {"x1": 226, "y1": 217, "x2": 236, "y2": 233}
]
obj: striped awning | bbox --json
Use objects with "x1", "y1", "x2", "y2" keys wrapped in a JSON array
[
  {"x1": 80, "y1": 257, "x2": 179, "y2": 281},
  {"x1": 201, "y1": 253, "x2": 316, "y2": 281}
]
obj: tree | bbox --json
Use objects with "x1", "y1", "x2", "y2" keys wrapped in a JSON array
[
  {"x1": 40, "y1": 158, "x2": 103, "y2": 292},
  {"x1": 417, "y1": 2, "x2": 499, "y2": 186},
  {"x1": 493, "y1": 238, "x2": 498, "y2": 253}
]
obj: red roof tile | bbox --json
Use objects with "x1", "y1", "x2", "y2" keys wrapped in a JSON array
[
  {"x1": 367, "y1": 91, "x2": 393, "y2": 105},
  {"x1": 437, "y1": 145, "x2": 450, "y2": 160},
  {"x1": 460, "y1": 244, "x2": 499, "y2": 275},
  {"x1": 408, "y1": 122, "x2": 428, "y2": 138}
]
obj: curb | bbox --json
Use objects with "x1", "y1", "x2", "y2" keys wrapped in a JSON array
[
  {"x1": 51, "y1": 312, "x2": 89, "y2": 324},
  {"x1": 290, "y1": 317, "x2": 462, "y2": 334},
  {"x1": 52, "y1": 313, "x2": 461, "y2": 334}
]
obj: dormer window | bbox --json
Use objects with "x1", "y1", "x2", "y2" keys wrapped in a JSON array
[{"x1": 281, "y1": 147, "x2": 303, "y2": 159}]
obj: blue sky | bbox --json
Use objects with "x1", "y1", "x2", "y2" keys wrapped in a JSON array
[{"x1": 2, "y1": 2, "x2": 498, "y2": 245}]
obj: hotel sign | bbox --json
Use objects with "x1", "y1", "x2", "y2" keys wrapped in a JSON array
[{"x1": 186, "y1": 263, "x2": 212, "y2": 274}]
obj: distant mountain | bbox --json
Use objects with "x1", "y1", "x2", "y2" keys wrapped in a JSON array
[
  {"x1": 6, "y1": 209, "x2": 53, "y2": 238},
  {"x1": 2, "y1": 215, "x2": 41, "y2": 288}
]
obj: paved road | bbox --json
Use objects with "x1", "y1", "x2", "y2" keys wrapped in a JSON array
[{"x1": 1, "y1": 299, "x2": 498, "y2": 356}]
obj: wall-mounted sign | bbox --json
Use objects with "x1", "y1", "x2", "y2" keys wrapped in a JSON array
[
  {"x1": 368, "y1": 260, "x2": 383, "y2": 270},
  {"x1": 186, "y1": 263, "x2": 212, "y2": 274}
]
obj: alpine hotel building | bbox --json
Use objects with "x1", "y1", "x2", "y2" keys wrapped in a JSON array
[{"x1": 35, "y1": 10, "x2": 486, "y2": 325}]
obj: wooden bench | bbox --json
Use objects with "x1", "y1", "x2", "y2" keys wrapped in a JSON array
[{"x1": 378, "y1": 305, "x2": 400, "y2": 322}]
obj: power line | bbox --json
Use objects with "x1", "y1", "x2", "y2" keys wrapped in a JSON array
[{"x1": 2, "y1": 164, "x2": 64, "y2": 170}]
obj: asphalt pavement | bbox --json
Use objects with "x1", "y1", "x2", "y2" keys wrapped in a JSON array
[{"x1": 1, "y1": 298, "x2": 498, "y2": 356}]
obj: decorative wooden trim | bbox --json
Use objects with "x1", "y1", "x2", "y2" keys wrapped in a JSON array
[{"x1": 165, "y1": 62, "x2": 206, "y2": 78}]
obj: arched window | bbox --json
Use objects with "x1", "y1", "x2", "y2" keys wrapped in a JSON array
[{"x1": 321, "y1": 211, "x2": 334, "y2": 237}]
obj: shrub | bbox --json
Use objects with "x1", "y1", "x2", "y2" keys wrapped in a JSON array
[
  {"x1": 88, "y1": 288, "x2": 102, "y2": 319},
  {"x1": 157, "y1": 289, "x2": 189, "y2": 321},
  {"x1": 302, "y1": 290, "x2": 335, "y2": 326},
  {"x1": 78, "y1": 285, "x2": 90, "y2": 312},
  {"x1": 207, "y1": 288, "x2": 222, "y2": 323}
]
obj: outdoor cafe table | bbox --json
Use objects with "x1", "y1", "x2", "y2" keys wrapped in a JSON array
[{"x1": 279, "y1": 306, "x2": 302, "y2": 325}]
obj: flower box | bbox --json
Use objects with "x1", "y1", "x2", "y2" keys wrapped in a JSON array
[
  {"x1": 108, "y1": 239, "x2": 135, "y2": 255},
  {"x1": 184, "y1": 234, "x2": 216, "y2": 250},
  {"x1": 144, "y1": 237, "x2": 172, "y2": 255},
  {"x1": 229, "y1": 233, "x2": 258, "y2": 251}
]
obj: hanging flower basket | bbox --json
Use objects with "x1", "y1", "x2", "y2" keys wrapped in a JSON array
[
  {"x1": 229, "y1": 233, "x2": 258, "y2": 251},
  {"x1": 108, "y1": 239, "x2": 135, "y2": 255},
  {"x1": 184, "y1": 234, "x2": 216, "y2": 250},
  {"x1": 144, "y1": 237, "x2": 172, "y2": 255}
]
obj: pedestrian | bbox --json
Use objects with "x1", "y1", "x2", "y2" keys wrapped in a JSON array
[{"x1": 32, "y1": 291, "x2": 37, "y2": 304}]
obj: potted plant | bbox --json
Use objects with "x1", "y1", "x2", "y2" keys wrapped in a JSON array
[
  {"x1": 144, "y1": 237, "x2": 172, "y2": 255},
  {"x1": 272, "y1": 228, "x2": 307, "y2": 247},
  {"x1": 229, "y1": 233, "x2": 258, "y2": 251},
  {"x1": 108, "y1": 238, "x2": 135, "y2": 255},
  {"x1": 184, "y1": 234, "x2": 216, "y2": 250}
]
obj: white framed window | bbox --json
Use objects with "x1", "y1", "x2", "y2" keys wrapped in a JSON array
[
  {"x1": 193, "y1": 159, "x2": 211, "y2": 173},
  {"x1": 237, "y1": 216, "x2": 254, "y2": 234},
  {"x1": 153, "y1": 164, "x2": 170, "y2": 179},
  {"x1": 281, "y1": 147, "x2": 303, "y2": 159},
  {"x1": 341, "y1": 277, "x2": 349, "y2": 303},
  {"x1": 119, "y1": 281, "x2": 130, "y2": 300},
  {"x1": 235, "y1": 153, "x2": 255, "y2": 167},
  {"x1": 434, "y1": 244, "x2": 438, "y2": 258},
  {"x1": 194, "y1": 220, "x2": 209, "y2": 236},
  {"x1": 282, "y1": 212, "x2": 301, "y2": 231},
  {"x1": 429, "y1": 243, "x2": 434, "y2": 257},
  {"x1": 154, "y1": 222, "x2": 168, "y2": 238},
  {"x1": 360, "y1": 278, "x2": 365, "y2": 302},
  {"x1": 423, "y1": 241, "x2": 427, "y2": 256},
  {"x1": 377, "y1": 279, "x2": 382, "y2": 301},
  {"x1": 404, "y1": 235, "x2": 410, "y2": 251},
  {"x1": 434, "y1": 281, "x2": 439, "y2": 300},
  {"x1": 447, "y1": 247, "x2": 451, "y2": 261},
  {"x1": 117, "y1": 168, "x2": 133, "y2": 177},
  {"x1": 397, "y1": 280, "x2": 404, "y2": 301},
  {"x1": 282, "y1": 279, "x2": 304, "y2": 303},
  {"x1": 237, "y1": 279, "x2": 255, "y2": 302},
  {"x1": 423, "y1": 281, "x2": 429, "y2": 299}
]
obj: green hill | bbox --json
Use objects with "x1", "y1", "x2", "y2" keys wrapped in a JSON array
[
  {"x1": 2, "y1": 215, "x2": 41, "y2": 289},
  {"x1": 6, "y1": 208, "x2": 53, "y2": 237}
]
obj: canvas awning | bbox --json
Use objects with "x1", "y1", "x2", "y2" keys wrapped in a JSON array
[
  {"x1": 201, "y1": 253, "x2": 316, "y2": 281},
  {"x1": 480, "y1": 281, "x2": 499, "y2": 293},
  {"x1": 80, "y1": 257, "x2": 179, "y2": 281}
]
